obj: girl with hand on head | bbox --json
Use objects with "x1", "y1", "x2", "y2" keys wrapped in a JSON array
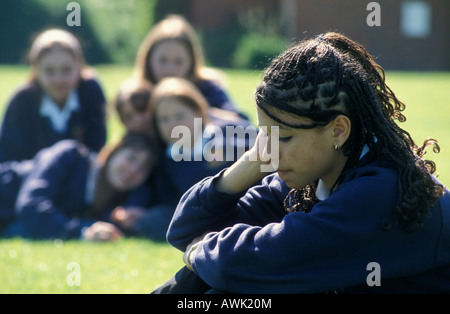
[
  {"x1": 0, "y1": 132, "x2": 156, "y2": 241},
  {"x1": 0, "y1": 28, "x2": 107, "y2": 162},
  {"x1": 134, "y1": 15, "x2": 247, "y2": 119},
  {"x1": 154, "y1": 32, "x2": 450, "y2": 294},
  {"x1": 110, "y1": 77, "x2": 253, "y2": 241}
]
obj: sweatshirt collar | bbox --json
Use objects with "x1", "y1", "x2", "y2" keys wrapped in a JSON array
[{"x1": 316, "y1": 142, "x2": 372, "y2": 201}]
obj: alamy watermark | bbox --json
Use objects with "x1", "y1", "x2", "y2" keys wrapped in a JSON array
[
  {"x1": 366, "y1": 2, "x2": 381, "y2": 27},
  {"x1": 66, "y1": 261, "x2": 81, "y2": 286},
  {"x1": 66, "y1": 2, "x2": 81, "y2": 27},
  {"x1": 67, "y1": 2, "x2": 381, "y2": 28},
  {"x1": 170, "y1": 118, "x2": 279, "y2": 172},
  {"x1": 366, "y1": 262, "x2": 381, "y2": 287}
]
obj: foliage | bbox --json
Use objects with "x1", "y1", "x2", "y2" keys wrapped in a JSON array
[
  {"x1": 0, "y1": 0, "x2": 156, "y2": 64},
  {"x1": 231, "y1": 3, "x2": 289, "y2": 69},
  {"x1": 231, "y1": 33, "x2": 289, "y2": 69},
  {"x1": 75, "y1": 0, "x2": 156, "y2": 64}
]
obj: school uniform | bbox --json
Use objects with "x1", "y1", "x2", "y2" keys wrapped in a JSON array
[
  {"x1": 129, "y1": 115, "x2": 254, "y2": 240},
  {"x1": 0, "y1": 140, "x2": 142, "y2": 240},
  {"x1": 0, "y1": 77, "x2": 107, "y2": 162},
  {"x1": 167, "y1": 152, "x2": 450, "y2": 293},
  {"x1": 197, "y1": 80, "x2": 248, "y2": 119},
  {"x1": 0, "y1": 140, "x2": 94, "y2": 238}
]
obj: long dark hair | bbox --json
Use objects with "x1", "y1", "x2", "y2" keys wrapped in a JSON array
[
  {"x1": 90, "y1": 132, "x2": 157, "y2": 216},
  {"x1": 256, "y1": 32, "x2": 445, "y2": 232}
]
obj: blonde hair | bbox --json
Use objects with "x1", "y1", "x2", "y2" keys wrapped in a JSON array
[
  {"x1": 151, "y1": 77, "x2": 210, "y2": 122},
  {"x1": 134, "y1": 15, "x2": 225, "y2": 85},
  {"x1": 28, "y1": 28, "x2": 93, "y2": 79}
]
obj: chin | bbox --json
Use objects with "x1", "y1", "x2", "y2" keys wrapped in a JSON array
[
  {"x1": 112, "y1": 181, "x2": 129, "y2": 192},
  {"x1": 283, "y1": 179, "x2": 309, "y2": 190}
]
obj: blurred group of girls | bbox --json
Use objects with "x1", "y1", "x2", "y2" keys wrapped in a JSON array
[{"x1": 0, "y1": 15, "x2": 251, "y2": 241}]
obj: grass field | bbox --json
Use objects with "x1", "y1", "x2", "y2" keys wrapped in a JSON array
[{"x1": 0, "y1": 65, "x2": 449, "y2": 293}]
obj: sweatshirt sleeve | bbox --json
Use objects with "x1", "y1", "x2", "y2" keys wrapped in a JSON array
[
  {"x1": 0, "y1": 86, "x2": 39, "y2": 162},
  {"x1": 167, "y1": 171, "x2": 290, "y2": 250},
  {"x1": 79, "y1": 78, "x2": 107, "y2": 152},
  {"x1": 15, "y1": 141, "x2": 92, "y2": 239},
  {"x1": 197, "y1": 80, "x2": 249, "y2": 120},
  {"x1": 168, "y1": 164, "x2": 443, "y2": 293}
]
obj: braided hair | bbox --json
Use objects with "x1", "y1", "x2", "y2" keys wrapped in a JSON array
[{"x1": 256, "y1": 32, "x2": 445, "y2": 233}]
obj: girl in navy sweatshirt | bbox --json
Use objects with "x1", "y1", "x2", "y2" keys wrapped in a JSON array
[
  {"x1": 155, "y1": 32, "x2": 450, "y2": 293},
  {"x1": 0, "y1": 28, "x2": 107, "y2": 162},
  {"x1": 134, "y1": 15, "x2": 247, "y2": 119},
  {"x1": 110, "y1": 77, "x2": 253, "y2": 241},
  {"x1": 0, "y1": 132, "x2": 156, "y2": 241}
]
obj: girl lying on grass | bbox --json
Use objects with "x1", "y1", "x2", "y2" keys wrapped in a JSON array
[{"x1": 0, "y1": 133, "x2": 156, "y2": 241}]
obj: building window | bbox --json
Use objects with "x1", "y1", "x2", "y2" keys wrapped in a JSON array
[{"x1": 400, "y1": 1, "x2": 432, "y2": 38}]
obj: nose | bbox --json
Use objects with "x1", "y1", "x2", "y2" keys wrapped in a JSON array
[{"x1": 129, "y1": 161, "x2": 143, "y2": 176}]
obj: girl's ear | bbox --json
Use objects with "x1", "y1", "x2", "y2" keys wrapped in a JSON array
[{"x1": 331, "y1": 115, "x2": 351, "y2": 147}]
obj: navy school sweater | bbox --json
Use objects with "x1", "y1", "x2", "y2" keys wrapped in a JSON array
[
  {"x1": 0, "y1": 139, "x2": 152, "y2": 239},
  {"x1": 0, "y1": 77, "x2": 107, "y2": 162},
  {"x1": 196, "y1": 80, "x2": 248, "y2": 120},
  {"x1": 125, "y1": 114, "x2": 254, "y2": 238},
  {"x1": 167, "y1": 158, "x2": 450, "y2": 293},
  {"x1": 144, "y1": 113, "x2": 255, "y2": 207},
  {"x1": 0, "y1": 140, "x2": 96, "y2": 239}
]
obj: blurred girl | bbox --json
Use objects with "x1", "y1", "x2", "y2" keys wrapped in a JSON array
[
  {"x1": 114, "y1": 78, "x2": 154, "y2": 137},
  {"x1": 0, "y1": 28, "x2": 107, "y2": 162},
  {"x1": 0, "y1": 132, "x2": 156, "y2": 241},
  {"x1": 155, "y1": 32, "x2": 450, "y2": 293},
  {"x1": 110, "y1": 77, "x2": 253, "y2": 241},
  {"x1": 134, "y1": 15, "x2": 246, "y2": 118}
]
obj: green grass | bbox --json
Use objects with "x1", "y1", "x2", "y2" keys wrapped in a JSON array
[
  {"x1": 0, "y1": 238, "x2": 182, "y2": 293},
  {"x1": 383, "y1": 72, "x2": 450, "y2": 184},
  {"x1": 0, "y1": 65, "x2": 449, "y2": 293}
]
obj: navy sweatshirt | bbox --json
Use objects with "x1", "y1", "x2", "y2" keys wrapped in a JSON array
[
  {"x1": 0, "y1": 77, "x2": 107, "y2": 162},
  {"x1": 197, "y1": 80, "x2": 249, "y2": 120},
  {"x1": 0, "y1": 140, "x2": 145, "y2": 240},
  {"x1": 0, "y1": 140, "x2": 94, "y2": 238},
  {"x1": 167, "y1": 158, "x2": 450, "y2": 293},
  {"x1": 144, "y1": 114, "x2": 255, "y2": 207},
  {"x1": 125, "y1": 115, "x2": 254, "y2": 239}
]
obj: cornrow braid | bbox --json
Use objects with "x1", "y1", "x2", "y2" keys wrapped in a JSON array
[{"x1": 256, "y1": 32, "x2": 445, "y2": 232}]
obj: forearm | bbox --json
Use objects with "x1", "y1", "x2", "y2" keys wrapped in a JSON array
[
  {"x1": 215, "y1": 149, "x2": 268, "y2": 194},
  {"x1": 167, "y1": 171, "x2": 245, "y2": 250}
]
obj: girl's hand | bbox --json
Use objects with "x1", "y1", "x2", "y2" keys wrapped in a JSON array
[
  {"x1": 215, "y1": 129, "x2": 277, "y2": 194},
  {"x1": 182, "y1": 234, "x2": 207, "y2": 271},
  {"x1": 83, "y1": 221, "x2": 123, "y2": 242},
  {"x1": 110, "y1": 206, "x2": 146, "y2": 230}
]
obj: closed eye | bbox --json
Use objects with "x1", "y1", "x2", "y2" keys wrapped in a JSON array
[{"x1": 279, "y1": 136, "x2": 292, "y2": 142}]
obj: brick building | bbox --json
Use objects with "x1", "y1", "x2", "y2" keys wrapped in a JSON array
[{"x1": 182, "y1": 0, "x2": 450, "y2": 70}]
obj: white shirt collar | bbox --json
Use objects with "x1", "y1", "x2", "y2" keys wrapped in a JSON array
[
  {"x1": 315, "y1": 179, "x2": 330, "y2": 201},
  {"x1": 40, "y1": 91, "x2": 80, "y2": 133}
]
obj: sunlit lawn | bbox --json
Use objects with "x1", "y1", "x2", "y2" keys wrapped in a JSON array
[{"x1": 0, "y1": 64, "x2": 449, "y2": 293}]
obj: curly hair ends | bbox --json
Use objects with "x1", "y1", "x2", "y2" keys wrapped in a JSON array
[{"x1": 260, "y1": 32, "x2": 445, "y2": 232}]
